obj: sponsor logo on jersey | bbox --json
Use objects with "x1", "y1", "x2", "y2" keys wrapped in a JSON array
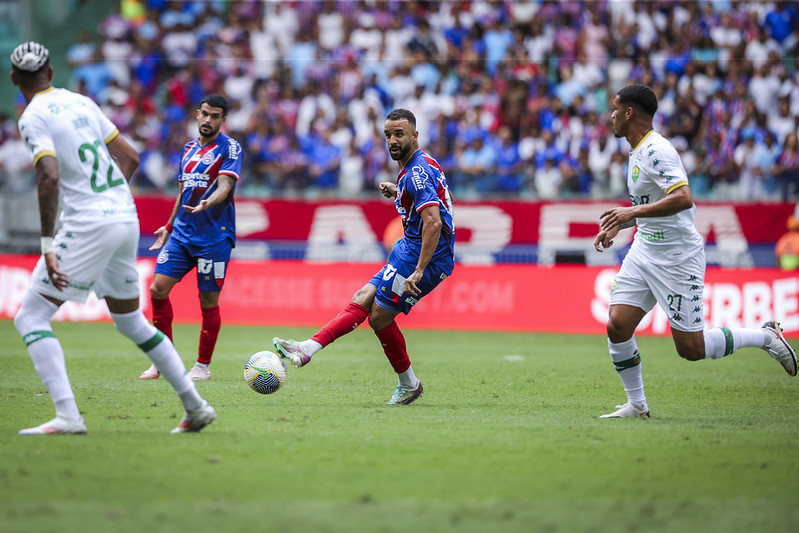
[
  {"x1": 182, "y1": 172, "x2": 210, "y2": 188},
  {"x1": 229, "y1": 140, "x2": 241, "y2": 160},
  {"x1": 632, "y1": 165, "x2": 640, "y2": 182},
  {"x1": 638, "y1": 230, "x2": 665, "y2": 242},
  {"x1": 410, "y1": 164, "x2": 427, "y2": 190}
]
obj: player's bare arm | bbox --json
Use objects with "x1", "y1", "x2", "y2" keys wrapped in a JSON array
[
  {"x1": 182, "y1": 174, "x2": 236, "y2": 214},
  {"x1": 107, "y1": 133, "x2": 140, "y2": 181},
  {"x1": 149, "y1": 183, "x2": 184, "y2": 251},
  {"x1": 379, "y1": 182, "x2": 396, "y2": 198},
  {"x1": 35, "y1": 155, "x2": 68, "y2": 290},
  {"x1": 405, "y1": 205, "x2": 442, "y2": 296},
  {"x1": 599, "y1": 185, "x2": 694, "y2": 232}
]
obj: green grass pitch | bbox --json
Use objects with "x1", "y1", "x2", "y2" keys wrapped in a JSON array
[{"x1": 1, "y1": 319, "x2": 797, "y2": 533}]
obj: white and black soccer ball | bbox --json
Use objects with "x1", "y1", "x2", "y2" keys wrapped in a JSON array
[{"x1": 244, "y1": 351, "x2": 287, "y2": 394}]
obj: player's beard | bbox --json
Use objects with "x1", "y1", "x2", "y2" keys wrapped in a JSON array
[
  {"x1": 389, "y1": 143, "x2": 409, "y2": 161},
  {"x1": 199, "y1": 123, "x2": 218, "y2": 140}
]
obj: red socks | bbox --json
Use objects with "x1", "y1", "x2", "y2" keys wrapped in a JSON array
[
  {"x1": 311, "y1": 302, "x2": 370, "y2": 347},
  {"x1": 374, "y1": 321, "x2": 411, "y2": 374},
  {"x1": 198, "y1": 305, "x2": 221, "y2": 365},
  {"x1": 151, "y1": 297, "x2": 173, "y2": 341}
]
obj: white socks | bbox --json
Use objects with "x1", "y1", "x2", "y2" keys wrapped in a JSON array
[
  {"x1": 111, "y1": 310, "x2": 202, "y2": 411},
  {"x1": 299, "y1": 339, "x2": 323, "y2": 356},
  {"x1": 14, "y1": 291, "x2": 82, "y2": 424},
  {"x1": 398, "y1": 364, "x2": 419, "y2": 389},
  {"x1": 608, "y1": 337, "x2": 647, "y2": 409},
  {"x1": 703, "y1": 327, "x2": 767, "y2": 359}
]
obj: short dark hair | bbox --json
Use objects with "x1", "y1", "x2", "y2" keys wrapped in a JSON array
[
  {"x1": 617, "y1": 84, "x2": 658, "y2": 117},
  {"x1": 386, "y1": 108, "x2": 416, "y2": 129},
  {"x1": 200, "y1": 94, "x2": 230, "y2": 116}
]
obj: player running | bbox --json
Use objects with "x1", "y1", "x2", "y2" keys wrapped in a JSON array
[
  {"x1": 272, "y1": 108, "x2": 455, "y2": 404},
  {"x1": 139, "y1": 94, "x2": 242, "y2": 381},
  {"x1": 594, "y1": 84, "x2": 797, "y2": 419},
  {"x1": 10, "y1": 41, "x2": 215, "y2": 434}
]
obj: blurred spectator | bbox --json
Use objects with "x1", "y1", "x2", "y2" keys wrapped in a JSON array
[
  {"x1": 775, "y1": 209, "x2": 799, "y2": 270},
  {"x1": 772, "y1": 132, "x2": 799, "y2": 200},
  {"x1": 3, "y1": 0, "x2": 799, "y2": 202},
  {"x1": 66, "y1": 30, "x2": 96, "y2": 69},
  {"x1": 534, "y1": 153, "x2": 563, "y2": 200}
]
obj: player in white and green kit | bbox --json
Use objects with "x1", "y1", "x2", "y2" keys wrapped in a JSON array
[
  {"x1": 10, "y1": 41, "x2": 216, "y2": 434},
  {"x1": 594, "y1": 84, "x2": 797, "y2": 419}
]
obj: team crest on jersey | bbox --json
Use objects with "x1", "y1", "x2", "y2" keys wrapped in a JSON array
[
  {"x1": 632, "y1": 165, "x2": 640, "y2": 182},
  {"x1": 201, "y1": 151, "x2": 215, "y2": 165},
  {"x1": 157, "y1": 249, "x2": 168, "y2": 264}
]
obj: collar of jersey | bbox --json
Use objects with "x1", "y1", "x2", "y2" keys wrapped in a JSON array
[
  {"x1": 631, "y1": 130, "x2": 655, "y2": 152},
  {"x1": 33, "y1": 86, "x2": 55, "y2": 98}
]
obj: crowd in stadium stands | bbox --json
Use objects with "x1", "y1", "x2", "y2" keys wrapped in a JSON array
[{"x1": 1, "y1": 0, "x2": 798, "y2": 202}]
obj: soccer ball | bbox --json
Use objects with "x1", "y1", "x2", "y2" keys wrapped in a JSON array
[{"x1": 244, "y1": 351, "x2": 287, "y2": 394}]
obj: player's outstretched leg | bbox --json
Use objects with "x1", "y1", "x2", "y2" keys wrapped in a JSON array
[
  {"x1": 762, "y1": 321, "x2": 798, "y2": 376},
  {"x1": 111, "y1": 310, "x2": 215, "y2": 433},
  {"x1": 272, "y1": 337, "x2": 313, "y2": 368}
]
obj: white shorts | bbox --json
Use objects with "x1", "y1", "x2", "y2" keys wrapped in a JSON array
[
  {"x1": 609, "y1": 244, "x2": 706, "y2": 332},
  {"x1": 30, "y1": 220, "x2": 141, "y2": 303}
]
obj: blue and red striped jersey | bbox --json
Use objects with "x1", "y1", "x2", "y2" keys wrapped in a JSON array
[
  {"x1": 394, "y1": 149, "x2": 455, "y2": 261},
  {"x1": 172, "y1": 132, "x2": 243, "y2": 247}
]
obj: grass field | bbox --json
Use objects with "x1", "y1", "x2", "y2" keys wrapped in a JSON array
[{"x1": 1, "y1": 319, "x2": 797, "y2": 533}]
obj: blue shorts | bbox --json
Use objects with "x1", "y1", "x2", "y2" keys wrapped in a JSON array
[
  {"x1": 154, "y1": 237, "x2": 232, "y2": 293},
  {"x1": 369, "y1": 239, "x2": 453, "y2": 315}
]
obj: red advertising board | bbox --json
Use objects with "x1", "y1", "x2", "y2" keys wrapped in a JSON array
[{"x1": 1, "y1": 255, "x2": 796, "y2": 337}]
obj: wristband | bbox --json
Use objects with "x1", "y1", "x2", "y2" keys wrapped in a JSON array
[
  {"x1": 165, "y1": 222, "x2": 173, "y2": 233},
  {"x1": 41, "y1": 236, "x2": 54, "y2": 255}
]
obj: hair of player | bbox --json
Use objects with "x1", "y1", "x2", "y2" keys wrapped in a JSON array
[
  {"x1": 617, "y1": 84, "x2": 658, "y2": 117},
  {"x1": 386, "y1": 108, "x2": 416, "y2": 130},
  {"x1": 201, "y1": 94, "x2": 230, "y2": 116},
  {"x1": 10, "y1": 41, "x2": 50, "y2": 77}
]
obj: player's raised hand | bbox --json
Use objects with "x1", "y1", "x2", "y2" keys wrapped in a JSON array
[{"x1": 378, "y1": 182, "x2": 396, "y2": 198}]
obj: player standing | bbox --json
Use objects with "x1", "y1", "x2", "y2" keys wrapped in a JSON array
[
  {"x1": 10, "y1": 41, "x2": 215, "y2": 434},
  {"x1": 594, "y1": 84, "x2": 797, "y2": 418},
  {"x1": 139, "y1": 94, "x2": 242, "y2": 381},
  {"x1": 272, "y1": 108, "x2": 455, "y2": 404}
]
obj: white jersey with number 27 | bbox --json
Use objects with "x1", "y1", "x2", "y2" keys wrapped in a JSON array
[
  {"x1": 18, "y1": 87, "x2": 137, "y2": 228},
  {"x1": 627, "y1": 130, "x2": 704, "y2": 265}
]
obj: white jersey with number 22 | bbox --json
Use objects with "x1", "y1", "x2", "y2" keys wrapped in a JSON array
[{"x1": 18, "y1": 87, "x2": 137, "y2": 229}]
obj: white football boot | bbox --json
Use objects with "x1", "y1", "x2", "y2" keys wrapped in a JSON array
[
  {"x1": 761, "y1": 321, "x2": 798, "y2": 376},
  {"x1": 600, "y1": 402, "x2": 650, "y2": 419},
  {"x1": 19, "y1": 417, "x2": 87, "y2": 435},
  {"x1": 171, "y1": 401, "x2": 217, "y2": 434},
  {"x1": 187, "y1": 363, "x2": 211, "y2": 380},
  {"x1": 139, "y1": 363, "x2": 160, "y2": 379}
]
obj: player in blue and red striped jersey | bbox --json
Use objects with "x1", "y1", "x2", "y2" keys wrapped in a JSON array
[
  {"x1": 272, "y1": 108, "x2": 455, "y2": 405},
  {"x1": 140, "y1": 94, "x2": 243, "y2": 381}
]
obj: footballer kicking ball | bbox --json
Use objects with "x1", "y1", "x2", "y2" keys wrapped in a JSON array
[{"x1": 244, "y1": 351, "x2": 287, "y2": 394}]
